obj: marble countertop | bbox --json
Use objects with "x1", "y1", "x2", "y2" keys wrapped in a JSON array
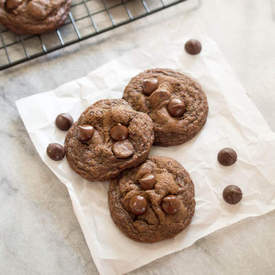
[{"x1": 1, "y1": 0, "x2": 275, "y2": 274}]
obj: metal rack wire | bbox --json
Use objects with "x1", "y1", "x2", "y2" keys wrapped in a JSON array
[{"x1": 0, "y1": 0, "x2": 187, "y2": 70}]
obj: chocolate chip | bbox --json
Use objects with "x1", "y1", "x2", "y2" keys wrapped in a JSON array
[
  {"x1": 218, "y1": 148, "x2": 237, "y2": 166},
  {"x1": 91, "y1": 130, "x2": 104, "y2": 144},
  {"x1": 112, "y1": 140, "x2": 134, "y2": 159},
  {"x1": 143, "y1": 78, "x2": 159, "y2": 95},
  {"x1": 5, "y1": 0, "x2": 22, "y2": 12},
  {"x1": 185, "y1": 39, "x2": 202, "y2": 55},
  {"x1": 223, "y1": 185, "x2": 242, "y2": 204},
  {"x1": 135, "y1": 162, "x2": 153, "y2": 181},
  {"x1": 77, "y1": 125, "x2": 95, "y2": 142},
  {"x1": 110, "y1": 124, "x2": 129, "y2": 141},
  {"x1": 167, "y1": 98, "x2": 185, "y2": 117},
  {"x1": 129, "y1": 195, "x2": 147, "y2": 215},
  {"x1": 162, "y1": 195, "x2": 181, "y2": 214},
  {"x1": 139, "y1": 174, "x2": 156, "y2": 190},
  {"x1": 55, "y1": 113, "x2": 73, "y2": 131},
  {"x1": 47, "y1": 143, "x2": 65, "y2": 161},
  {"x1": 149, "y1": 88, "x2": 171, "y2": 108}
]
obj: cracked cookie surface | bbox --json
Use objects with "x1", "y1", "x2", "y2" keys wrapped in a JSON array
[
  {"x1": 65, "y1": 99, "x2": 154, "y2": 182},
  {"x1": 108, "y1": 156, "x2": 195, "y2": 243},
  {"x1": 0, "y1": 0, "x2": 71, "y2": 34},
  {"x1": 123, "y1": 68, "x2": 208, "y2": 146}
]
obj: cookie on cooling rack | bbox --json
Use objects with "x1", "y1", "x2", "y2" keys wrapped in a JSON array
[{"x1": 0, "y1": 0, "x2": 72, "y2": 34}]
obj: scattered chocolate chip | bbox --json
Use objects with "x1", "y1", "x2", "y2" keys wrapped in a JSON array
[
  {"x1": 185, "y1": 39, "x2": 202, "y2": 55},
  {"x1": 167, "y1": 98, "x2": 185, "y2": 117},
  {"x1": 77, "y1": 125, "x2": 95, "y2": 142},
  {"x1": 223, "y1": 185, "x2": 242, "y2": 204},
  {"x1": 162, "y1": 195, "x2": 181, "y2": 214},
  {"x1": 55, "y1": 113, "x2": 73, "y2": 131},
  {"x1": 218, "y1": 148, "x2": 237, "y2": 166},
  {"x1": 139, "y1": 174, "x2": 156, "y2": 190},
  {"x1": 47, "y1": 143, "x2": 65, "y2": 161},
  {"x1": 110, "y1": 124, "x2": 129, "y2": 141},
  {"x1": 129, "y1": 195, "x2": 147, "y2": 215},
  {"x1": 112, "y1": 139, "x2": 134, "y2": 159},
  {"x1": 149, "y1": 88, "x2": 171, "y2": 108},
  {"x1": 143, "y1": 78, "x2": 159, "y2": 95},
  {"x1": 5, "y1": 0, "x2": 22, "y2": 12}
]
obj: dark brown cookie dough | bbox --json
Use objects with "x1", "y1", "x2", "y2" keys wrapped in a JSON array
[
  {"x1": 0, "y1": 0, "x2": 71, "y2": 34},
  {"x1": 64, "y1": 99, "x2": 154, "y2": 182},
  {"x1": 123, "y1": 68, "x2": 208, "y2": 146},
  {"x1": 108, "y1": 156, "x2": 195, "y2": 243}
]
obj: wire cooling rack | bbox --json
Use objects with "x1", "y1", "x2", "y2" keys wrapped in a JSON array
[{"x1": 0, "y1": 0, "x2": 187, "y2": 70}]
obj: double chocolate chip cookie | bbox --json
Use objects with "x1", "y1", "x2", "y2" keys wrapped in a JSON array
[
  {"x1": 123, "y1": 68, "x2": 208, "y2": 146},
  {"x1": 108, "y1": 156, "x2": 195, "y2": 243},
  {"x1": 65, "y1": 99, "x2": 154, "y2": 182},
  {"x1": 0, "y1": 0, "x2": 72, "y2": 34}
]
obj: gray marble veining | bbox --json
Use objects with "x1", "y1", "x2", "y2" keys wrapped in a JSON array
[{"x1": 0, "y1": 0, "x2": 275, "y2": 274}]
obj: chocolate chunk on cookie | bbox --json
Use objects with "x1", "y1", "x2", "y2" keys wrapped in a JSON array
[
  {"x1": 110, "y1": 124, "x2": 129, "y2": 141},
  {"x1": 112, "y1": 140, "x2": 134, "y2": 159},
  {"x1": 0, "y1": 0, "x2": 72, "y2": 34},
  {"x1": 108, "y1": 156, "x2": 195, "y2": 243},
  {"x1": 123, "y1": 68, "x2": 208, "y2": 146},
  {"x1": 64, "y1": 99, "x2": 154, "y2": 182},
  {"x1": 77, "y1": 125, "x2": 95, "y2": 142}
]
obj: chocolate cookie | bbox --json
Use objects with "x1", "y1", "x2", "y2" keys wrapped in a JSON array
[
  {"x1": 0, "y1": 0, "x2": 72, "y2": 34},
  {"x1": 108, "y1": 156, "x2": 195, "y2": 243},
  {"x1": 64, "y1": 99, "x2": 154, "y2": 182},
  {"x1": 123, "y1": 68, "x2": 208, "y2": 146}
]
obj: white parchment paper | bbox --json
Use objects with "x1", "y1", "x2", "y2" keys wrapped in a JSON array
[{"x1": 16, "y1": 35, "x2": 275, "y2": 275}]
